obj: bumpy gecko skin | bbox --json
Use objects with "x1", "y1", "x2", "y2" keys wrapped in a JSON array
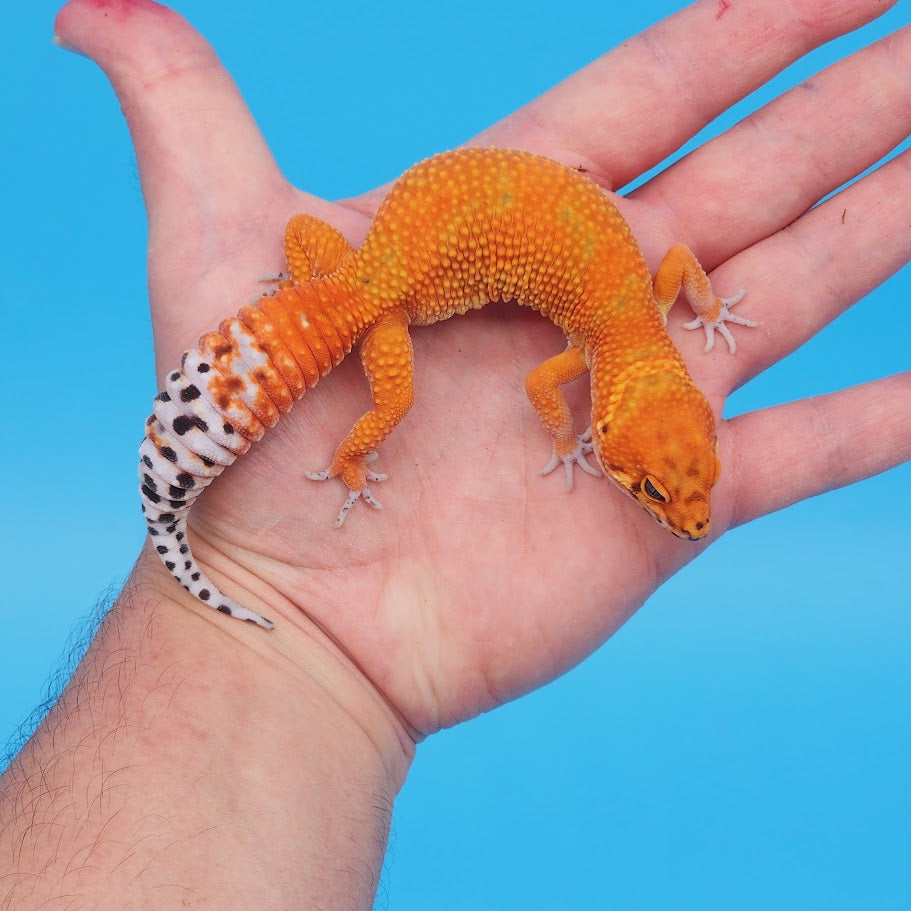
[{"x1": 139, "y1": 148, "x2": 755, "y2": 628}]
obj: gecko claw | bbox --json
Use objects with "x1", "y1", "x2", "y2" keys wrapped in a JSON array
[
  {"x1": 306, "y1": 452, "x2": 387, "y2": 526},
  {"x1": 332, "y1": 486, "x2": 383, "y2": 527},
  {"x1": 538, "y1": 430, "x2": 602, "y2": 492},
  {"x1": 682, "y1": 290, "x2": 757, "y2": 354}
]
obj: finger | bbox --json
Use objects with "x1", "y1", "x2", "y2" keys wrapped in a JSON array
[
  {"x1": 472, "y1": 0, "x2": 896, "y2": 189},
  {"x1": 722, "y1": 372, "x2": 911, "y2": 529},
  {"x1": 635, "y1": 25, "x2": 911, "y2": 264},
  {"x1": 687, "y1": 148, "x2": 911, "y2": 392},
  {"x1": 53, "y1": 0, "x2": 291, "y2": 252}
]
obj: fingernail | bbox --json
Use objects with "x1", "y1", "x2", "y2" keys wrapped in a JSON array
[{"x1": 53, "y1": 33, "x2": 90, "y2": 58}]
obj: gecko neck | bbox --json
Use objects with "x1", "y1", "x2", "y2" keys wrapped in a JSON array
[{"x1": 588, "y1": 342, "x2": 692, "y2": 430}]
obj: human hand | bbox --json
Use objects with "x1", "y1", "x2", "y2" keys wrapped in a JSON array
[{"x1": 54, "y1": 0, "x2": 910, "y2": 743}]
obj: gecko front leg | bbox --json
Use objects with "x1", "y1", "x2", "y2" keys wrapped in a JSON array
[
  {"x1": 652, "y1": 243, "x2": 756, "y2": 353},
  {"x1": 525, "y1": 344, "x2": 602, "y2": 491}
]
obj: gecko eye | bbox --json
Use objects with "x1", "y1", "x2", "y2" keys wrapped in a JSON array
[
  {"x1": 596, "y1": 421, "x2": 608, "y2": 436},
  {"x1": 642, "y1": 475, "x2": 669, "y2": 503}
]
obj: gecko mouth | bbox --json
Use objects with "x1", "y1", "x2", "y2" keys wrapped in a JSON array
[{"x1": 672, "y1": 520, "x2": 709, "y2": 542}]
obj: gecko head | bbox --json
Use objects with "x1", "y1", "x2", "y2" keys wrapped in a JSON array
[{"x1": 591, "y1": 370, "x2": 721, "y2": 541}]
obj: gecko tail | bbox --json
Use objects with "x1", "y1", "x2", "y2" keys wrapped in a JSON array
[
  {"x1": 139, "y1": 385, "x2": 275, "y2": 630},
  {"x1": 141, "y1": 507, "x2": 274, "y2": 630},
  {"x1": 138, "y1": 277, "x2": 359, "y2": 630}
]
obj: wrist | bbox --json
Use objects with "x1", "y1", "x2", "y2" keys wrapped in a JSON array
[
  {"x1": 136, "y1": 543, "x2": 415, "y2": 784},
  {"x1": 0, "y1": 550, "x2": 414, "y2": 910}
]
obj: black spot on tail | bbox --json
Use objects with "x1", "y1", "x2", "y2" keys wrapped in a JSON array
[
  {"x1": 141, "y1": 485, "x2": 161, "y2": 504},
  {"x1": 173, "y1": 414, "x2": 210, "y2": 435}
]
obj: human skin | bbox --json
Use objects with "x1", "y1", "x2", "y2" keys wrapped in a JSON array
[{"x1": 1, "y1": 0, "x2": 909, "y2": 907}]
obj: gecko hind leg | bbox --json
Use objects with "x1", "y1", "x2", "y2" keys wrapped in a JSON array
[
  {"x1": 306, "y1": 453, "x2": 388, "y2": 527},
  {"x1": 258, "y1": 213, "x2": 355, "y2": 295},
  {"x1": 306, "y1": 310, "x2": 414, "y2": 527}
]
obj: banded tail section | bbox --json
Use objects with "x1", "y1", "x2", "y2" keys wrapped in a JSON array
[{"x1": 140, "y1": 271, "x2": 366, "y2": 628}]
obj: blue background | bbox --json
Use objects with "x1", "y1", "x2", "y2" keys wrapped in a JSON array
[{"x1": 2, "y1": 1, "x2": 909, "y2": 907}]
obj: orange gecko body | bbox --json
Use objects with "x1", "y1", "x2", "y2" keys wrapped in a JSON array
[{"x1": 139, "y1": 148, "x2": 755, "y2": 628}]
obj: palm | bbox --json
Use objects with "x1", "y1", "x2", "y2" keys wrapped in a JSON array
[{"x1": 56, "y1": 0, "x2": 910, "y2": 735}]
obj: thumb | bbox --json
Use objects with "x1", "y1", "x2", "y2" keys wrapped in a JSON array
[{"x1": 53, "y1": 0, "x2": 288, "y2": 266}]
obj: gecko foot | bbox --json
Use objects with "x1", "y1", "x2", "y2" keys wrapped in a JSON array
[
  {"x1": 258, "y1": 271, "x2": 290, "y2": 286},
  {"x1": 538, "y1": 430, "x2": 602, "y2": 492},
  {"x1": 305, "y1": 453, "x2": 388, "y2": 527},
  {"x1": 682, "y1": 290, "x2": 757, "y2": 354}
]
